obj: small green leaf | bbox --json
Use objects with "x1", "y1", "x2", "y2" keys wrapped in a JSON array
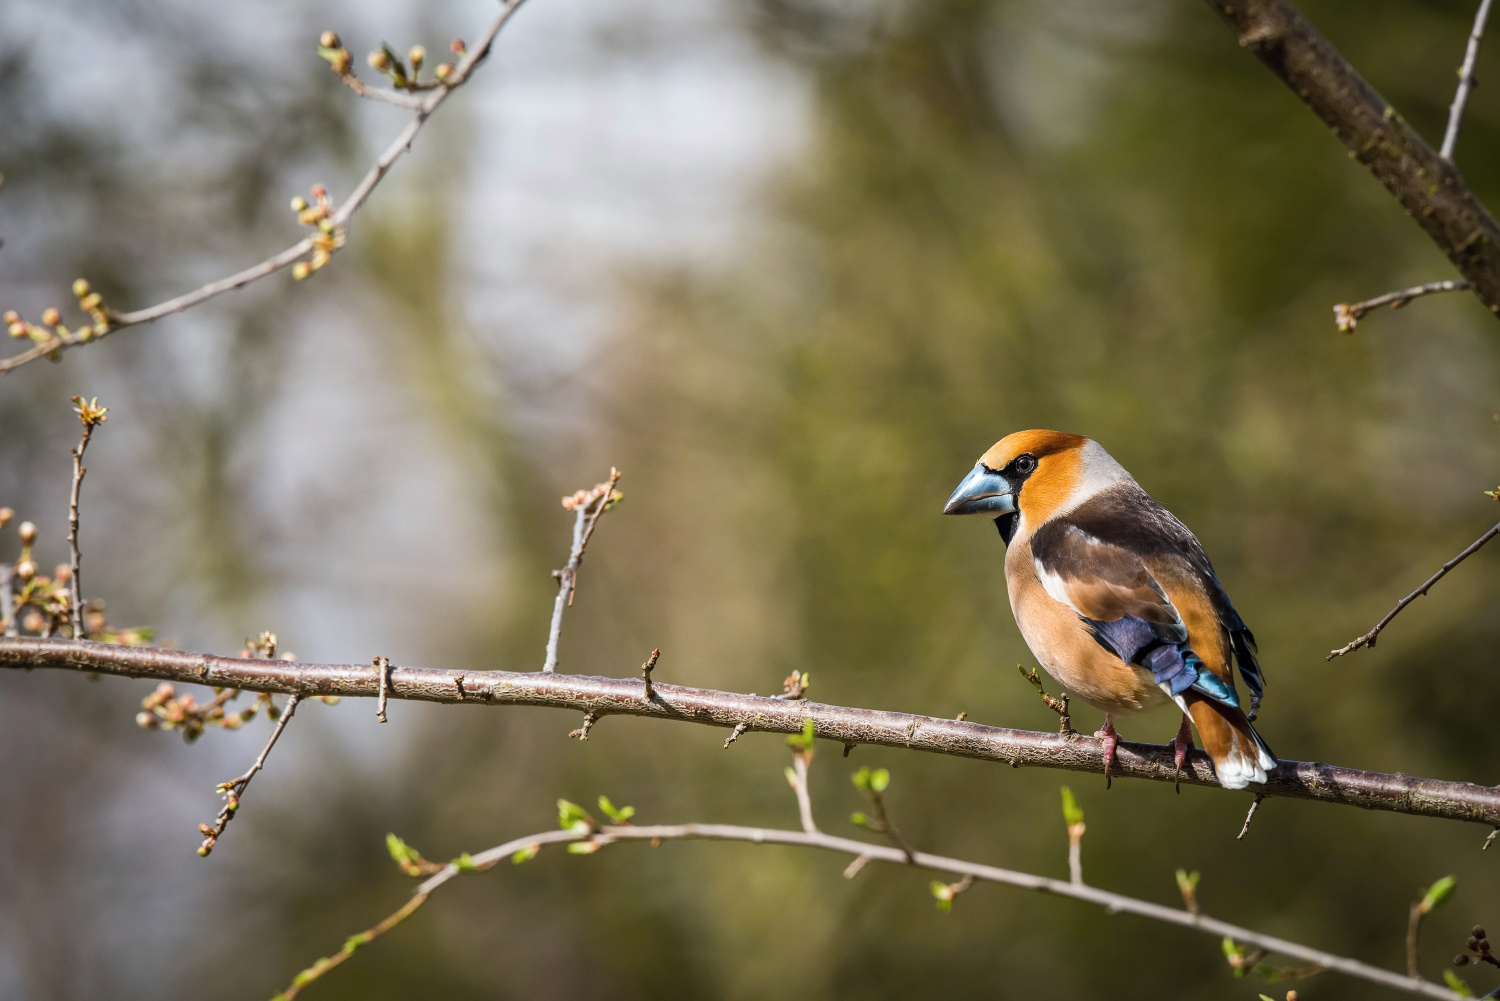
[
  {"x1": 1175, "y1": 869, "x2": 1200, "y2": 893},
  {"x1": 850, "y1": 811, "x2": 870, "y2": 827},
  {"x1": 511, "y1": 844, "x2": 540, "y2": 865},
  {"x1": 1421, "y1": 874, "x2": 1457, "y2": 913},
  {"x1": 786, "y1": 717, "x2": 816, "y2": 752},
  {"x1": 385, "y1": 833, "x2": 419, "y2": 866},
  {"x1": 597, "y1": 795, "x2": 635, "y2": 824},
  {"x1": 869, "y1": 768, "x2": 890, "y2": 794},
  {"x1": 1259, "y1": 995, "x2": 1277, "y2": 1001},
  {"x1": 1060, "y1": 786, "x2": 1084, "y2": 828},
  {"x1": 452, "y1": 852, "x2": 477, "y2": 872},
  {"x1": 343, "y1": 932, "x2": 372, "y2": 952},
  {"x1": 929, "y1": 881, "x2": 956, "y2": 912},
  {"x1": 567, "y1": 840, "x2": 601, "y2": 854},
  {"x1": 1221, "y1": 937, "x2": 1243, "y2": 961},
  {"x1": 1443, "y1": 969, "x2": 1475, "y2": 996},
  {"x1": 557, "y1": 799, "x2": 592, "y2": 832},
  {"x1": 852, "y1": 767, "x2": 872, "y2": 791}
]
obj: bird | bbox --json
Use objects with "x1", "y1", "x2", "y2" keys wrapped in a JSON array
[{"x1": 942, "y1": 430, "x2": 1274, "y2": 790}]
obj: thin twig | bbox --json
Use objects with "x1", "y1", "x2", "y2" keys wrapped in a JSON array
[
  {"x1": 640, "y1": 647, "x2": 659, "y2": 700},
  {"x1": 6, "y1": 635, "x2": 1500, "y2": 828},
  {"x1": 374, "y1": 655, "x2": 390, "y2": 723},
  {"x1": 0, "y1": 0, "x2": 531, "y2": 377},
  {"x1": 789, "y1": 755, "x2": 818, "y2": 834},
  {"x1": 1443, "y1": 0, "x2": 1496, "y2": 161},
  {"x1": 542, "y1": 469, "x2": 621, "y2": 673},
  {"x1": 286, "y1": 821, "x2": 1459, "y2": 1000},
  {"x1": 1485, "y1": 827, "x2": 1499, "y2": 850},
  {"x1": 1408, "y1": 900, "x2": 1425, "y2": 979},
  {"x1": 66, "y1": 425, "x2": 94, "y2": 638},
  {"x1": 723, "y1": 720, "x2": 750, "y2": 748},
  {"x1": 0, "y1": 563, "x2": 14, "y2": 637},
  {"x1": 1238, "y1": 794, "x2": 1265, "y2": 841},
  {"x1": 568, "y1": 712, "x2": 597, "y2": 741},
  {"x1": 1328, "y1": 521, "x2": 1500, "y2": 659},
  {"x1": 198, "y1": 693, "x2": 301, "y2": 856},
  {"x1": 1333, "y1": 280, "x2": 1471, "y2": 332}
]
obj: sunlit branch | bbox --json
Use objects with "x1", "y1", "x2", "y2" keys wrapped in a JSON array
[
  {"x1": 278, "y1": 821, "x2": 1457, "y2": 1000},
  {"x1": 4, "y1": 635, "x2": 1500, "y2": 828},
  {"x1": 1333, "y1": 280, "x2": 1471, "y2": 332},
  {"x1": 0, "y1": 0, "x2": 531, "y2": 377}
]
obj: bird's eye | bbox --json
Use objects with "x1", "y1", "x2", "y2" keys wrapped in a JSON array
[{"x1": 1013, "y1": 454, "x2": 1036, "y2": 475}]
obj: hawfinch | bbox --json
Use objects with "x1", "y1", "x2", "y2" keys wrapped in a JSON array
[{"x1": 943, "y1": 430, "x2": 1274, "y2": 790}]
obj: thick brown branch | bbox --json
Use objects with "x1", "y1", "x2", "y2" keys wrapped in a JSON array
[
  {"x1": 4, "y1": 636, "x2": 1499, "y2": 828},
  {"x1": 1207, "y1": 0, "x2": 1500, "y2": 316},
  {"x1": 0, "y1": 0, "x2": 531, "y2": 377},
  {"x1": 1327, "y1": 520, "x2": 1500, "y2": 659}
]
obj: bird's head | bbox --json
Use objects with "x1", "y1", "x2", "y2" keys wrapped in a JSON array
[{"x1": 943, "y1": 430, "x2": 1126, "y2": 542}]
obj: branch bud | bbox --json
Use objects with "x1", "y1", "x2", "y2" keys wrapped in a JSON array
[
  {"x1": 72, "y1": 279, "x2": 90, "y2": 298},
  {"x1": 40, "y1": 307, "x2": 61, "y2": 327},
  {"x1": 290, "y1": 196, "x2": 309, "y2": 212},
  {"x1": 292, "y1": 262, "x2": 311, "y2": 281},
  {"x1": 0, "y1": 508, "x2": 11, "y2": 530},
  {"x1": 367, "y1": 49, "x2": 390, "y2": 72},
  {"x1": 319, "y1": 31, "x2": 341, "y2": 49},
  {"x1": 434, "y1": 63, "x2": 453, "y2": 81},
  {"x1": 408, "y1": 45, "x2": 425, "y2": 70},
  {"x1": 18, "y1": 521, "x2": 37, "y2": 545}
]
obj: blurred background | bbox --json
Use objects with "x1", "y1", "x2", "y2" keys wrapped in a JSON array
[{"x1": 2, "y1": 0, "x2": 1499, "y2": 997}]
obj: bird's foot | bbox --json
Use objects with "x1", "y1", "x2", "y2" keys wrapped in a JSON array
[
  {"x1": 1169, "y1": 713, "x2": 1194, "y2": 794},
  {"x1": 1094, "y1": 715, "x2": 1119, "y2": 790}
]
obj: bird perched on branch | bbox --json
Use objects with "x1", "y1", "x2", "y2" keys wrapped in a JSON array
[{"x1": 943, "y1": 430, "x2": 1273, "y2": 790}]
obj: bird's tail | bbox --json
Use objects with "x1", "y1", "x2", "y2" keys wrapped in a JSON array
[{"x1": 1185, "y1": 694, "x2": 1276, "y2": 790}]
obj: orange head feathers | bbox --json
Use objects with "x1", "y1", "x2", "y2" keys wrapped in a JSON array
[{"x1": 944, "y1": 430, "x2": 1132, "y2": 538}]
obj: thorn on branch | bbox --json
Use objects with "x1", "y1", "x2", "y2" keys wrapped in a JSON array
[
  {"x1": 1019, "y1": 664, "x2": 1074, "y2": 736},
  {"x1": 1483, "y1": 827, "x2": 1498, "y2": 851}
]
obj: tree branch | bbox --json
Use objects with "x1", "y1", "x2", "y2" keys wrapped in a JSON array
[
  {"x1": 1206, "y1": 0, "x2": 1500, "y2": 317},
  {"x1": 1442, "y1": 0, "x2": 1496, "y2": 162},
  {"x1": 1327, "y1": 519, "x2": 1500, "y2": 659},
  {"x1": 280, "y1": 820, "x2": 1458, "y2": 1000},
  {"x1": 542, "y1": 470, "x2": 621, "y2": 673},
  {"x1": 0, "y1": 0, "x2": 531, "y2": 377},
  {"x1": 1334, "y1": 280, "x2": 1471, "y2": 332},
  {"x1": 5, "y1": 635, "x2": 1499, "y2": 828}
]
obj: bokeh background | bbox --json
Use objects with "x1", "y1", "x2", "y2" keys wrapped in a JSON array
[{"x1": 2, "y1": 0, "x2": 1499, "y2": 997}]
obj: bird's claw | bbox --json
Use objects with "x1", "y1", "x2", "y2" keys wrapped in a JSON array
[
  {"x1": 1094, "y1": 716, "x2": 1119, "y2": 790},
  {"x1": 1169, "y1": 714, "x2": 1194, "y2": 794}
]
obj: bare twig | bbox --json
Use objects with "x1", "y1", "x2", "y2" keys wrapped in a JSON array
[
  {"x1": 1020, "y1": 665, "x2": 1074, "y2": 736},
  {"x1": 1484, "y1": 828, "x2": 1498, "y2": 851},
  {"x1": 788, "y1": 754, "x2": 818, "y2": 834},
  {"x1": 1207, "y1": 0, "x2": 1500, "y2": 318},
  {"x1": 6, "y1": 635, "x2": 1500, "y2": 827},
  {"x1": 281, "y1": 820, "x2": 1460, "y2": 1000},
  {"x1": 0, "y1": 0, "x2": 532, "y2": 377},
  {"x1": 1238, "y1": 793, "x2": 1265, "y2": 840},
  {"x1": 198, "y1": 693, "x2": 301, "y2": 856},
  {"x1": 1327, "y1": 521, "x2": 1500, "y2": 659},
  {"x1": 640, "y1": 647, "x2": 659, "y2": 699},
  {"x1": 66, "y1": 397, "x2": 108, "y2": 637},
  {"x1": 568, "y1": 711, "x2": 597, "y2": 741},
  {"x1": 542, "y1": 469, "x2": 622, "y2": 673},
  {"x1": 1333, "y1": 280, "x2": 1471, "y2": 332},
  {"x1": 0, "y1": 562, "x2": 14, "y2": 638},
  {"x1": 723, "y1": 720, "x2": 750, "y2": 748},
  {"x1": 1442, "y1": 0, "x2": 1496, "y2": 161}
]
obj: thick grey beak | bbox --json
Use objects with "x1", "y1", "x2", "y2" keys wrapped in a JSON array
[{"x1": 943, "y1": 463, "x2": 1016, "y2": 516}]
